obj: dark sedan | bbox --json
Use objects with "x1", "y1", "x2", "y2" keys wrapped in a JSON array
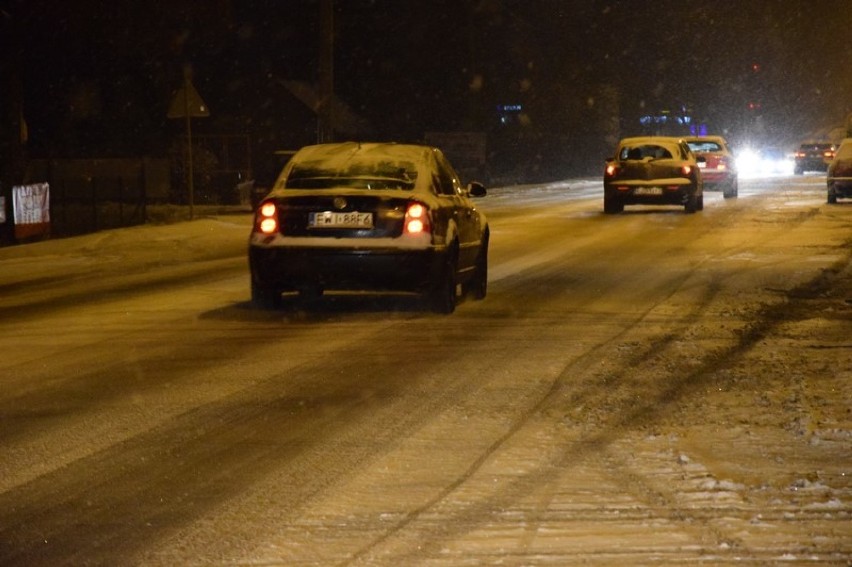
[
  {"x1": 604, "y1": 136, "x2": 704, "y2": 214},
  {"x1": 249, "y1": 142, "x2": 489, "y2": 313},
  {"x1": 794, "y1": 142, "x2": 836, "y2": 174}
]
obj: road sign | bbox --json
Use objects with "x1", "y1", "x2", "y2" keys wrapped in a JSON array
[
  {"x1": 167, "y1": 80, "x2": 210, "y2": 119},
  {"x1": 168, "y1": 73, "x2": 210, "y2": 220}
]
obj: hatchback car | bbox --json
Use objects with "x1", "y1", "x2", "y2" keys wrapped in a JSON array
[
  {"x1": 794, "y1": 142, "x2": 836, "y2": 174},
  {"x1": 684, "y1": 135, "x2": 738, "y2": 198},
  {"x1": 827, "y1": 138, "x2": 852, "y2": 204},
  {"x1": 248, "y1": 142, "x2": 489, "y2": 313},
  {"x1": 604, "y1": 136, "x2": 704, "y2": 214}
]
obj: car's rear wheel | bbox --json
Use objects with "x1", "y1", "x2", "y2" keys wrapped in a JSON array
[
  {"x1": 463, "y1": 235, "x2": 488, "y2": 300},
  {"x1": 603, "y1": 197, "x2": 623, "y2": 214},
  {"x1": 684, "y1": 192, "x2": 699, "y2": 214},
  {"x1": 828, "y1": 185, "x2": 838, "y2": 204},
  {"x1": 251, "y1": 282, "x2": 281, "y2": 309},
  {"x1": 723, "y1": 179, "x2": 738, "y2": 199},
  {"x1": 429, "y1": 245, "x2": 458, "y2": 314}
]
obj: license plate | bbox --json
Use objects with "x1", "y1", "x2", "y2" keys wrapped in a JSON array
[
  {"x1": 634, "y1": 187, "x2": 663, "y2": 196},
  {"x1": 697, "y1": 162, "x2": 707, "y2": 168},
  {"x1": 309, "y1": 211, "x2": 373, "y2": 228}
]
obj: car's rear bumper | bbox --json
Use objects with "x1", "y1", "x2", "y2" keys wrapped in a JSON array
[
  {"x1": 249, "y1": 245, "x2": 443, "y2": 293},
  {"x1": 796, "y1": 159, "x2": 830, "y2": 172},
  {"x1": 700, "y1": 170, "x2": 736, "y2": 187},
  {"x1": 604, "y1": 181, "x2": 698, "y2": 205}
]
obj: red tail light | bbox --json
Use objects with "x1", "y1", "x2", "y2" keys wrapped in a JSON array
[
  {"x1": 256, "y1": 200, "x2": 279, "y2": 234},
  {"x1": 605, "y1": 164, "x2": 618, "y2": 177},
  {"x1": 681, "y1": 165, "x2": 693, "y2": 176},
  {"x1": 404, "y1": 201, "x2": 431, "y2": 235},
  {"x1": 824, "y1": 150, "x2": 836, "y2": 159}
]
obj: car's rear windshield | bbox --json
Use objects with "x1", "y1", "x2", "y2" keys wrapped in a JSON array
[
  {"x1": 285, "y1": 160, "x2": 419, "y2": 190},
  {"x1": 619, "y1": 145, "x2": 676, "y2": 160},
  {"x1": 687, "y1": 141, "x2": 723, "y2": 152}
]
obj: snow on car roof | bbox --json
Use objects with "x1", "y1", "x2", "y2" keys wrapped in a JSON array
[
  {"x1": 292, "y1": 141, "x2": 435, "y2": 165},
  {"x1": 618, "y1": 136, "x2": 685, "y2": 145},
  {"x1": 684, "y1": 136, "x2": 729, "y2": 153},
  {"x1": 835, "y1": 138, "x2": 852, "y2": 159},
  {"x1": 683, "y1": 135, "x2": 727, "y2": 143},
  {"x1": 616, "y1": 136, "x2": 684, "y2": 157},
  {"x1": 276, "y1": 142, "x2": 439, "y2": 191}
]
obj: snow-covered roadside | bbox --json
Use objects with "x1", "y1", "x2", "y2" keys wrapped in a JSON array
[{"x1": 0, "y1": 214, "x2": 253, "y2": 296}]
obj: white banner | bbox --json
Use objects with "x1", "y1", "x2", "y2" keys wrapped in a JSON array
[{"x1": 13, "y1": 183, "x2": 51, "y2": 239}]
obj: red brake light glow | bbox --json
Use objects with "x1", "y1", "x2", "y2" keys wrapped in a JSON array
[
  {"x1": 404, "y1": 202, "x2": 430, "y2": 235},
  {"x1": 605, "y1": 164, "x2": 618, "y2": 177},
  {"x1": 257, "y1": 201, "x2": 278, "y2": 234},
  {"x1": 681, "y1": 165, "x2": 693, "y2": 175}
]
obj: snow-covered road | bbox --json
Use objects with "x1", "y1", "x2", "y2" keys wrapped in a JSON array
[{"x1": 0, "y1": 175, "x2": 849, "y2": 565}]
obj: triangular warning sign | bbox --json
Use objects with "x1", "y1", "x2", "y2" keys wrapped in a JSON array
[{"x1": 167, "y1": 80, "x2": 210, "y2": 119}]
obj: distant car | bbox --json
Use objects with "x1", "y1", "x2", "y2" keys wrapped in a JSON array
[
  {"x1": 248, "y1": 142, "x2": 489, "y2": 313},
  {"x1": 685, "y1": 135, "x2": 738, "y2": 198},
  {"x1": 603, "y1": 136, "x2": 704, "y2": 214},
  {"x1": 827, "y1": 138, "x2": 852, "y2": 204},
  {"x1": 794, "y1": 142, "x2": 836, "y2": 174}
]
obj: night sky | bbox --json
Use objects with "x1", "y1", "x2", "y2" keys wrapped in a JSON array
[{"x1": 2, "y1": 0, "x2": 851, "y2": 180}]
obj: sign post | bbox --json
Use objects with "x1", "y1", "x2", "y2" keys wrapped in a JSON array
[{"x1": 168, "y1": 67, "x2": 210, "y2": 219}]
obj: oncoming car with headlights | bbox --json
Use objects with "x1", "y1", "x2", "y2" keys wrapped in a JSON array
[{"x1": 248, "y1": 142, "x2": 489, "y2": 313}]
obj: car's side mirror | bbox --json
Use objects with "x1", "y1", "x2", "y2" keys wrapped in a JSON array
[{"x1": 467, "y1": 181, "x2": 487, "y2": 197}]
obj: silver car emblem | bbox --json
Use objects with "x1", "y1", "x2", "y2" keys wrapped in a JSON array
[{"x1": 333, "y1": 197, "x2": 347, "y2": 210}]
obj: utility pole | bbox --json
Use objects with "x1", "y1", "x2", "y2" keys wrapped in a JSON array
[{"x1": 318, "y1": 0, "x2": 334, "y2": 143}]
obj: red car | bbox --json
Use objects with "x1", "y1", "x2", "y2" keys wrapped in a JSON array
[
  {"x1": 827, "y1": 138, "x2": 852, "y2": 204},
  {"x1": 685, "y1": 136, "x2": 738, "y2": 198}
]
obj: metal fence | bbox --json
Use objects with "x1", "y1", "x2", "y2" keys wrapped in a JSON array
[
  {"x1": 27, "y1": 158, "x2": 171, "y2": 238},
  {"x1": 48, "y1": 175, "x2": 148, "y2": 237}
]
